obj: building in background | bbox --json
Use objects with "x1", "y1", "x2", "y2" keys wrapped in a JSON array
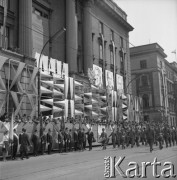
[
  {"x1": 130, "y1": 43, "x2": 177, "y2": 127},
  {"x1": 0, "y1": 0, "x2": 133, "y2": 122}
]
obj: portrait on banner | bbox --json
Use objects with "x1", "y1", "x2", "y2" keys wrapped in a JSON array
[
  {"x1": 105, "y1": 70, "x2": 114, "y2": 92},
  {"x1": 93, "y1": 64, "x2": 103, "y2": 88},
  {"x1": 116, "y1": 74, "x2": 124, "y2": 95}
]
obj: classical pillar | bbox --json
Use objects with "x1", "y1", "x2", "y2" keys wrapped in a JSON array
[
  {"x1": 66, "y1": 0, "x2": 78, "y2": 74},
  {"x1": 19, "y1": 0, "x2": 32, "y2": 57},
  {"x1": 83, "y1": 0, "x2": 93, "y2": 74}
]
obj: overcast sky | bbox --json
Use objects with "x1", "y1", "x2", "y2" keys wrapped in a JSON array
[{"x1": 114, "y1": 0, "x2": 177, "y2": 63}]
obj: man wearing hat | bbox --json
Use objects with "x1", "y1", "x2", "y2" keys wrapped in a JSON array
[
  {"x1": 99, "y1": 128, "x2": 107, "y2": 150},
  {"x1": 86, "y1": 128, "x2": 94, "y2": 151},
  {"x1": 47, "y1": 129, "x2": 53, "y2": 154},
  {"x1": 31, "y1": 129, "x2": 39, "y2": 156},
  {"x1": 19, "y1": 128, "x2": 30, "y2": 160},
  {"x1": 40, "y1": 128, "x2": 47, "y2": 155}
]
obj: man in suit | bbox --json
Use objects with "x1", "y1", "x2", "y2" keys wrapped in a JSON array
[
  {"x1": 12, "y1": 129, "x2": 18, "y2": 160},
  {"x1": 41, "y1": 128, "x2": 47, "y2": 155},
  {"x1": 31, "y1": 129, "x2": 39, "y2": 156},
  {"x1": 68, "y1": 129, "x2": 73, "y2": 152},
  {"x1": 58, "y1": 129, "x2": 64, "y2": 153},
  {"x1": 64, "y1": 128, "x2": 69, "y2": 152},
  {"x1": 99, "y1": 128, "x2": 107, "y2": 150},
  {"x1": 73, "y1": 129, "x2": 78, "y2": 151},
  {"x1": 86, "y1": 128, "x2": 94, "y2": 151},
  {"x1": 163, "y1": 126, "x2": 169, "y2": 148},
  {"x1": 109, "y1": 128, "x2": 116, "y2": 148},
  {"x1": 78, "y1": 128, "x2": 84, "y2": 151},
  {"x1": 82, "y1": 128, "x2": 86, "y2": 150},
  {"x1": 20, "y1": 128, "x2": 30, "y2": 160},
  {"x1": 47, "y1": 129, "x2": 53, "y2": 154}
]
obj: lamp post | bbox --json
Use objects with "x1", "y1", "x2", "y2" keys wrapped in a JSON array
[
  {"x1": 38, "y1": 27, "x2": 66, "y2": 137},
  {"x1": 125, "y1": 74, "x2": 145, "y2": 94},
  {"x1": 123, "y1": 74, "x2": 144, "y2": 123}
]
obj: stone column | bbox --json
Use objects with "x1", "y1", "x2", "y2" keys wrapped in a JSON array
[
  {"x1": 66, "y1": 0, "x2": 78, "y2": 74},
  {"x1": 83, "y1": 0, "x2": 93, "y2": 74},
  {"x1": 19, "y1": 0, "x2": 32, "y2": 57}
]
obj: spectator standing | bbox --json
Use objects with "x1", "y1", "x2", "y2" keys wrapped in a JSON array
[
  {"x1": 47, "y1": 129, "x2": 53, "y2": 154},
  {"x1": 12, "y1": 129, "x2": 18, "y2": 160},
  {"x1": 31, "y1": 129, "x2": 39, "y2": 156}
]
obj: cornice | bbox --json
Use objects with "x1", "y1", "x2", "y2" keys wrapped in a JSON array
[{"x1": 95, "y1": 0, "x2": 133, "y2": 32}]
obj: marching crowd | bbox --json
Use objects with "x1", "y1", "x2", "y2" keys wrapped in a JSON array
[{"x1": 1, "y1": 114, "x2": 177, "y2": 162}]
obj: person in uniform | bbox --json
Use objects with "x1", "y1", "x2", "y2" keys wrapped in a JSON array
[
  {"x1": 20, "y1": 128, "x2": 30, "y2": 160},
  {"x1": 140, "y1": 127, "x2": 146, "y2": 145},
  {"x1": 82, "y1": 128, "x2": 86, "y2": 150},
  {"x1": 86, "y1": 128, "x2": 94, "y2": 151},
  {"x1": 58, "y1": 129, "x2": 64, "y2": 153},
  {"x1": 157, "y1": 127, "x2": 163, "y2": 150},
  {"x1": 109, "y1": 128, "x2": 116, "y2": 148},
  {"x1": 73, "y1": 129, "x2": 78, "y2": 151},
  {"x1": 129, "y1": 127, "x2": 135, "y2": 148},
  {"x1": 145, "y1": 125, "x2": 155, "y2": 152},
  {"x1": 47, "y1": 129, "x2": 53, "y2": 154},
  {"x1": 99, "y1": 128, "x2": 107, "y2": 150},
  {"x1": 41, "y1": 128, "x2": 47, "y2": 155},
  {"x1": 171, "y1": 127, "x2": 176, "y2": 146},
  {"x1": 12, "y1": 129, "x2": 19, "y2": 160},
  {"x1": 121, "y1": 129, "x2": 126, "y2": 149},
  {"x1": 163, "y1": 126, "x2": 169, "y2": 148},
  {"x1": 116, "y1": 127, "x2": 121, "y2": 148},
  {"x1": 78, "y1": 128, "x2": 84, "y2": 151},
  {"x1": 168, "y1": 127, "x2": 172, "y2": 147},
  {"x1": 68, "y1": 129, "x2": 73, "y2": 152},
  {"x1": 31, "y1": 129, "x2": 39, "y2": 156},
  {"x1": 2, "y1": 130, "x2": 9, "y2": 161},
  {"x1": 64, "y1": 127, "x2": 70, "y2": 152}
]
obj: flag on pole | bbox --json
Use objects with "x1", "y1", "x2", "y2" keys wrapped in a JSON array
[{"x1": 9, "y1": 112, "x2": 14, "y2": 141}]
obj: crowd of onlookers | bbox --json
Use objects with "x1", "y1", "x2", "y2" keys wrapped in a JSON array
[{"x1": 0, "y1": 113, "x2": 177, "y2": 161}]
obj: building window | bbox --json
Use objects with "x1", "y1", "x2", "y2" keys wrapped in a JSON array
[
  {"x1": 110, "y1": 29, "x2": 114, "y2": 41},
  {"x1": 142, "y1": 94, "x2": 149, "y2": 108},
  {"x1": 140, "y1": 60, "x2": 147, "y2": 69},
  {"x1": 141, "y1": 75, "x2": 148, "y2": 86},
  {"x1": 120, "y1": 36, "x2": 123, "y2": 48},
  {"x1": 99, "y1": 44, "x2": 103, "y2": 60},
  {"x1": 0, "y1": 25, "x2": 9, "y2": 49},
  {"x1": 110, "y1": 50, "x2": 113, "y2": 65},
  {"x1": 34, "y1": 9, "x2": 42, "y2": 16},
  {"x1": 109, "y1": 44, "x2": 113, "y2": 64},
  {"x1": 99, "y1": 22, "x2": 104, "y2": 35}
]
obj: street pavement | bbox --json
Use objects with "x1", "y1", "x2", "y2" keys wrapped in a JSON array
[{"x1": 0, "y1": 145, "x2": 177, "y2": 180}]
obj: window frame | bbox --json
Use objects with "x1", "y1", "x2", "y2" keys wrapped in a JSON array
[{"x1": 140, "y1": 60, "x2": 147, "y2": 69}]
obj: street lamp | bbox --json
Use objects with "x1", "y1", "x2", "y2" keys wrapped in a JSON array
[
  {"x1": 125, "y1": 74, "x2": 145, "y2": 94},
  {"x1": 38, "y1": 27, "x2": 66, "y2": 137}
]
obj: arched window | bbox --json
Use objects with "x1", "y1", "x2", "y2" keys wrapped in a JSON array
[{"x1": 142, "y1": 94, "x2": 149, "y2": 108}]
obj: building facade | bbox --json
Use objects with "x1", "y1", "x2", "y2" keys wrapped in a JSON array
[
  {"x1": 0, "y1": 0, "x2": 133, "y2": 120},
  {"x1": 130, "y1": 43, "x2": 177, "y2": 127}
]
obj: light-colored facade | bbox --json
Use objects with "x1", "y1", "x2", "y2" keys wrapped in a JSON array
[
  {"x1": 0, "y1": 0, "x2": 133, "y2": 118},
  {"x1": 130, "y1": 43, "x2": 177, "y2": 127}
]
